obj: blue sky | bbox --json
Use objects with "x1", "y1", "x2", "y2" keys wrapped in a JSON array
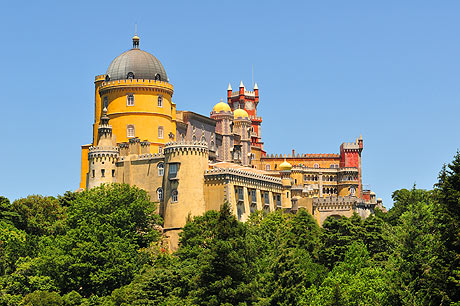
[{"x1": 1, "y1": 1, "x2": 460, "y2": 208}]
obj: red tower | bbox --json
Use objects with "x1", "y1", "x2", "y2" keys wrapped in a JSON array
[
  {"x1": 339, "y1": 135, "x2": 364, "y2": 198},
  {"x1": 227, "y1": 81, "x2": 264, "y2": 152}
]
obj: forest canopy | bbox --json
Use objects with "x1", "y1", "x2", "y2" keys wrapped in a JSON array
[{"x1": 1, "y1": 152, "x2": 460, "y2": 305}]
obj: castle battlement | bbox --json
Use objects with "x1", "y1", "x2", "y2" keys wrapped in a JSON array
[
  {"x1": 205, "y1": 167, "x2": 282, "y2": 185},
  {"x1": 88, "y1": 146, "x2": 119, "y2": 153},
  {"x1": 313, "y1": 196, "x2": 360, "y2": 210},
  {"x1": 164, "y1": 141, "x2": 209, "y2": 154},
  {"x1": 138, "y1": 153, "x2": 164, "y2": 160},
  {"x1": 99, "y1": 78, "x2": 174, "y2": 93}
]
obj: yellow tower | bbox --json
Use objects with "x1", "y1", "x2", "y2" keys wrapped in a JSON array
[{"x1": 80, "y1": 35, "x2": 176, "y2": 189}]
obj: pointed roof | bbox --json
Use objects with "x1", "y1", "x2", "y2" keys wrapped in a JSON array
[
  {"x1": 239, "y1": 80, "x2": 245, "y2": 88},
  {"x1": 254, "y1": 82, "x2": 258, "y2": 90},
  {"x1": 227, "y1": 83, "x2": 232, "y2": 91}
]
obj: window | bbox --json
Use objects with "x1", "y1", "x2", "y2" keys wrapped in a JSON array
[
  {"x1": 112, "y1": 169, "x2": 115, "y2": 177},
  {"x1": 169, "y1": 163, "x2": 178, "y2": 176},
  {"x1": 158, "y1": 126, "x2": 164, "y2": 139},
  {"x1": 127, "y1": 72, "x2": 134, "y2": 79},
  {"x1": 171, "y1": 189, "x2": 178, "y2": 202},
  {"x1": 127, "y1": 94, "x2": 134, "y2": 106},
  {"x1": 101, "y1": 169, "x2": 105, "y2": 177},
  {"x1": 155, "y1": 74, "x2": 161, "y2": 81},
  {"x1": 159, "y1": 146, "x2": 163, "y2": 154},
  {"x1": 157, "y1": 95, "x2": 163, "y2": 107},
  {"x1": 103, "y1": 96, "x2": 108, "y2": 109},
  {"x1": 192, "y1": 135, "x2": 197, "y2": 142},
  {"x1": 264, "y1": 192, "x2": 270, "y2": 205},
  {"x1": 157, "y1": 188, "x2": 163, "y2": 201},
  {"x1": 158, "y1": 163, "x2": 164, "y2": 176},
  {"x1": 92, "y1": 170, "x2": 95, "y2": 178},
  {"x1": 276, "y1": 194, "x2": 281, "y2": 207},
  {"x1": 314, "y1": 163, "x2": 319, "y2": 169},
  {"x1": 238, "y1": 187, "x2": 244, "y2": 201},
  {"x1": 265, "y1": 164, "x2": 271, "y2": 171},
  {"x1": 251, "y1": 190, "x2": 257, "y2": 204},
  {"x1": 201, "y1": 136, "x2": 206, "y2": 143},
  {"x1": 127, "y1": 125, "x2": 135, "y2": 137}
]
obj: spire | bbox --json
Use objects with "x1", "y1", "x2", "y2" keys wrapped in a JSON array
[
  {"x1": 227, "y1": 83, "x2": 232, "y2": 91},
  {"x1": 239, "y1": 80, "x2": 245, "y2": 88},
  {"x1": 359, "y1": 134, "x2": 363, "y2": 140},
  {"x1": 254, "y1": 82, "x2": 258, "y2": 90},
  {"x1": 132, "y1": 34, "x2": 140, "y2": 49}
]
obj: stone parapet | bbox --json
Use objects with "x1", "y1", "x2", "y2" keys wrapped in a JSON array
[
  {"x1": 164, "y1": 141, "x2": 209, "y2": 154},
  {"x1": 205, "y1": 167, "x2": 282, "y2": 187}
]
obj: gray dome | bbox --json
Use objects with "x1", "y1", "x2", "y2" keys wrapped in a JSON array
[{"x1": 106, "y1": 48, "x2": 168, "y2": 82}]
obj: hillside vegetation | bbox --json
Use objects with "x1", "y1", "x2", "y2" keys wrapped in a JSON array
[{"x1": 1, "y1": 153, "x2": 460, "y2": 305}]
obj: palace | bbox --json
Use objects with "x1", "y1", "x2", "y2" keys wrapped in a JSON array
[{"x1": 79, "y1": 35, "x2": 383, "y2": 248}]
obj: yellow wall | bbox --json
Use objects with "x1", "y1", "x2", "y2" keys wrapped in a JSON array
[
  {"x1": 97, "y1": 79, "x2": 175, "y2": 153},
  {"x1": 79, "y1": 145, "x2": 91, "y2": 189}
]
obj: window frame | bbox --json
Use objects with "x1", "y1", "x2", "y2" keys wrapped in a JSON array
[
  {"x1": 127, "y1": 124, "x2": 135, "y2": 138},
  {"x1": 126, "y1": 94, "x2": 135, "y2": 106},
  {"x1": 171, "y1": 189, "x2": 178, "y2": 203}
]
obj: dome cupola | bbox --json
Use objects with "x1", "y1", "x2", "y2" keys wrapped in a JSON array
[
  {"x1": 233, "y1": 108, "x2": 249, "y2": 119},
  {"x1": 279, "y1": 160, "x2": 292, "y2": 171},
  {"x1": 213, "y1": 99, "x2": 231, "y2": 113},
  {"x1": 105, "y1": 35, "x2": 168, "y2": 82}
]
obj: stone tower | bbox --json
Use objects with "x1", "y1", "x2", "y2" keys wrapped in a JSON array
[
  {"x1": 210, "y1": 99, "x2": 234, "y2": 162},
  {"x1": 87, "y1": 107, "x2": 119, "y2": 189},
  {"x1": 161, "y1": 141, "x2": 209, "y2": 248}
]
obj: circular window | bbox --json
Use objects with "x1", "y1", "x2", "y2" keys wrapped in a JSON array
[{"x1": 127, "y1": 72, "x2": 135, "y2": 79}]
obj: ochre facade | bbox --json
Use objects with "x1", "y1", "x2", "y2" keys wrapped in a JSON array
[{"x1": 79, "y1": 36, "x2": 383, "y2": 249}]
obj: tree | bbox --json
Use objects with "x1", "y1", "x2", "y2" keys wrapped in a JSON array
[
  {"x1": 11, "y1": 196, "x2": 66, "y2": 237},
  {"x1": 187, "y1": 203, "x2": 256, "y2": 306},
  {"x1": 433, "y1": 153, "x2": 460, "y2": 303},
  {"x1": 24, "y1": 184, "x2": 162, "y2": 297},
  {"x1": 301, "y1": 242, "x2": 391, "y2": 306}
]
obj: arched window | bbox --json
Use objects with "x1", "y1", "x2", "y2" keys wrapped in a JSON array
[
  {"x1": 158, "y1": 146, "x2": 163, "y2": 154},
  {"x1": 157, "y1": 95, "x2": 163, "y2": 107},
  {"x1": 127, "y1": 94, "x2": 134, "y2": 106},
  {"x1": 265, "y1": 164, "x2": 271, "y2": 171},
  {"x1": 158, "y1": 126, "x2": 164, "y2": 139},
  {"x1": 171, "y1": 189, "x2": 178, "y2": 203},
  {"x1": 127, "y1": 125, "x2": 135, "y2": 137},
  {"x1": 158, "y1": 163, "x2": 164, "y2": 176},
  {"x1": 192, "y1": 135, "x2": 197, "y2": 142},
  {"x1": 210, "y1": 141, "x2": 215, "y2": 150},
  {"x1": 157, "y1": 188, "x2": 163, "y2": 201},
  {"x1": 103, "y1": 96, "x2": 108, "y2": 109},
  {"x1": 127, "y1": 72, "x2": 135, "y2": 79},
  {"x1": 201, "y1": 136, "x2": 206, "y2": 143},
  {"x1": 105, "y1": 75, "x2": 111, "y2": 82},
  {"x1": 155, "y1": 74, "x2": 161, "y2": 81},
  {"x1": 314, "y1": 163, "x2": 319, "y2": 169}
]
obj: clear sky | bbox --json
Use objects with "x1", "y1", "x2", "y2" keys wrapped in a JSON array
[{"x1": 1, "y1": 0, "x2": 459, "y2": 208}]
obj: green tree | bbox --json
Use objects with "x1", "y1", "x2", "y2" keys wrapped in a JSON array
[
  {"x1": 301, "y1": 242, "x2": 391, "y2": 306},
  {"x1": 12, "y1": 196, "x2": 66, "y2": 236},
  {"x1": 21, "y1": 290, "x2": 63, "y2": 306},
  {"x1": 25, "y1": 184, "x2": 162, "y2": 297},
  {"x1": 434, "y1": 152, "x2": 460, "y2": 303},
  {"x1": 188, "y1": 203, "x2": 256, "y2": 306}
]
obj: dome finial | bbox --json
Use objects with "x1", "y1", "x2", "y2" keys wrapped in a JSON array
[{"x1": 132, "y1": 31, "x2": 140, "y2": 49}]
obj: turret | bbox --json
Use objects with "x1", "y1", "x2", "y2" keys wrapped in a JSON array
[
  {"x1": 161, "y1": 141, "x2": 209, "y2": 250},
  {"x1": 211, "y1": 99, "x2": 234, "y2": 162},
  {"x1": 279, "y1": 160, "x2": 293, "y2": 209},
  {"x1": 233, "y1": 109, "x2": 251, "y2": 166},
  {"x1": 87, "y1": 108, "x2": 119, "y2": 189}
]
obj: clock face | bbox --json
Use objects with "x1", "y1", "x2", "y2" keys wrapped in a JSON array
[{"x1": 245, "y1": 101, "x2": 254, "y2": 110}]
